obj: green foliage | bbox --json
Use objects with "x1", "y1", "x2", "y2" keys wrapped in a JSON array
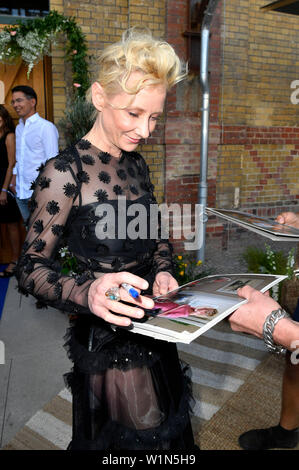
[
  {"x1": 59, "y1": 97, "x2": 96, "y2": 146},
  {"x1": 59, "y1": 247, "x2": 79, "y2": 275},
  {"x1": 0, "y1": 10, "x2": 90, "y2": 97},
  {"x1": 243, "y1": 243, "x2": 295, "y2": 279},
  {"x1": 173, "y1": 253, "x2": 213, "y2": 285}
]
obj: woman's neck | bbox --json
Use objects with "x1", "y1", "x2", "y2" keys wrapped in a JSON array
[{"x1": 84, "y1": 117, "x2": 122, "y2": 159}]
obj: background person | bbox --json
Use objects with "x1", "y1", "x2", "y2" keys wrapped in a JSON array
[
  {"x1": 0, "y1": 105, "x2": 22, "y2": 277},
  {"x1": 15, "y1": 29, "x2": 198, "y2": 450},
  {"x1": 230, "y1": 211, "x2": 299, "y2": 450},
  {"x1": 10, "y1": 85, "x2": 59, "y2": 225}
]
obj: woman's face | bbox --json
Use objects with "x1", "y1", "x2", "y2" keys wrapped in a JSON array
[{"x1": 94, "y1": 74, "x2": 166, "y2": 156}]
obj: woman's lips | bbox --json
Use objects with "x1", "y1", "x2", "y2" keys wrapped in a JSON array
[{"x1": 127, "y1": 136, "x2": 140, "y2": 144}]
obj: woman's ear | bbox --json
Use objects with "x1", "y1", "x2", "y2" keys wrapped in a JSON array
[{"x1": 91, "y1": 82, "x2": 106, "y2": 112}]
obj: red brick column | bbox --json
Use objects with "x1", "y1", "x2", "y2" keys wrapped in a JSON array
[{"x1": 165, "y1": 0, "x2": 222, "y2": 251}]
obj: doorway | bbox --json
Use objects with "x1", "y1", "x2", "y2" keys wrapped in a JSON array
[{"x1": 0, "y1": 53, "x2": 54, "y2": 263}]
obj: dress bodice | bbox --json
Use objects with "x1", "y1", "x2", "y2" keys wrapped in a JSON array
[
  {"x1": 67, "y1": 195, "x2": 157, "y2": 268},
  {"x1": 16, "y1": 139, "x2": 174, "y2": 314},
  {"x1": 15, "y1": 138, "x2": 195, "y2": 451}
]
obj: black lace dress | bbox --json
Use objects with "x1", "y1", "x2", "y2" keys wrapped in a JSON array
[
  {"x1": 0, "y1": 132, "x2": 21, "y2": 223},
  {"x1": 16, "y1": 139, "x2": 195, "y2": 450}
]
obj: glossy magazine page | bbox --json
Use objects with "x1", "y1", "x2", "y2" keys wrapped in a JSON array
[
  {"x1": 130, "y1": 273, "x2": 287, "y2": 344},
  {"x1": 206, "y1": 208, "x2": 299, "y2": 241}
]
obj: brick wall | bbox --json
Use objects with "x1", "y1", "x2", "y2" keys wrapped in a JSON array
[
  {"x1": 49, "y1": 0, "x2": 67, "y2": 124},
  {"x1": 49, "y1": 0, "x2": 166, "y2": 202},
  {"x1": 49, "y1": 0, "x2": 299, "y2": 253},
  {"x1": 218, "y1": 0, "x2": 299, "y2": 219},
  {"x1": 49, "y1": 0, "x2": 222, "y2": 250},
  {"x1": 164, "y1": 0, "x2": 299, "y2": 247},
  {"x1": 218, "y1": 127, "x2": 299, "y2": 207},
  {"x1": 165, "y1": 0, "x2": 222, "y2": 249}
]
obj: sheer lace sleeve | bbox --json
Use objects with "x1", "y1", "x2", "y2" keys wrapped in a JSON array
[
  {"x1": 16, "y1": 154, "x2": 94, "y2": 315},
  {"x1": 152, "y1": 238, "x2": 174, "y2": 276}
]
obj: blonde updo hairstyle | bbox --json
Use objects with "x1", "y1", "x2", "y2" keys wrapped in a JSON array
[{"x1": 88, "y1": 28, "x2": 186, "y2": 107}]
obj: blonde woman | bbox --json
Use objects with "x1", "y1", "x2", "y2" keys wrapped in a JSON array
[{"x1": 16, "y1": 30, "x2": 197, "y2": 450}]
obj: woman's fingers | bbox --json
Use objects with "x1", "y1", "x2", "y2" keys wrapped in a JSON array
[
  {"x1": 153, "y1": 272, "x2": 179, "y2": 296},
  {"x1": 106, "y1": 298, "x2": 144, "y2": 319},
  {"x1": 88, "y1": 271, "x2": 155, "y2": 323},
  {"x1": 91, "y1": 296, "x2": 149, "y2": 326},
  {"x1": 114, "y1": 272, "x2": 149, "y2": 292},
  {"x1": 94, "y1": 272, "x2": 149, "y2": 298},
  {"x1": 90, "y1": 304, "x2": 132, "y2": 326},
  {"x1": 99, "y1": 291, "x2": 154, "y2": 317},
  {"x1": 118, "y1": 287, "x2": 154, "y2": 309}
]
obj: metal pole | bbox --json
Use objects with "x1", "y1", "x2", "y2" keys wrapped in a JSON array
[{"x1": 197, "y1": 0, "x2": 219, "y2": 263}]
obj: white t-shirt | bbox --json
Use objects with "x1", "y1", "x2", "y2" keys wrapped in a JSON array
[{"x1": 14, "y1": 112, "x2": 59, "y2": 199}]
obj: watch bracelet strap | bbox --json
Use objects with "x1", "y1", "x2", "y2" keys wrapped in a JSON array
[{"x1": 262, "y1": 308, "x2": 291, "y2": 355}]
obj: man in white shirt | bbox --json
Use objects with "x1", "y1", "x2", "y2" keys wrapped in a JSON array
[{"x1": 11, "y1": 85, "x2": 59, "y2": 225}]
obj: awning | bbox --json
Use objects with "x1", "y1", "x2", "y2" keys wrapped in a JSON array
[{"x1": 261, "y1": 0, "x2": 299, "y2": 15}]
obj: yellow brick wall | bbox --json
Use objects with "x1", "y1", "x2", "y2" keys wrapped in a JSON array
[
  {"x1": 216, "y1": 145, "x2": 243, "y2": 207},
  {"x1": 221, "y1": 0, "x2": 299, "y2": 127},
  {"x1": 217, "y1": 142, "x2": 299, "y2": 207},
  {"x1": 217, "y1": 0, "x2": 299, "y2": 211},
  {"x1": 240, "y1": 144, "x2": 299, "y2": 206},
  {"x1": 50, "y1": 0, "x2": 166, "y2": 202},
  {"x1": 50, "y1": 0, "x2": 66, "y2": 123}
]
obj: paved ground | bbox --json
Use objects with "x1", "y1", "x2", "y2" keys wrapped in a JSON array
[
  {"x1": 0, "y1": 226, "x2": 297, "y2": 448},
  {"x1": 0, "y1": 281, "x2": 70, "y2": 448}
]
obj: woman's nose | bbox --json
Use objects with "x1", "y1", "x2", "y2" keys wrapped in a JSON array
[{"x1": 136, "y1": 117, "x2": 150, "y2": 139}]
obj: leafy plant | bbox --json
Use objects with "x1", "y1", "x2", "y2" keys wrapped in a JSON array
[
  {"x1": 243, "y1": 243, "x2": 296, "y2": 301},
  {"x1": 0, "y1": 10, "x2": 90, "y2": 97},
  {"x1": 59, "y1": 246, "x2": 79, "y2": 275},
  {"x1": 243, "y1": 244, "x2": 295, "y2": 278},
  {"x1": 173, "y1": 253, "x2": 213, "y2": 285},
  {"x1": 59, "y1": 97, "x2": 96, "y2": 146}
]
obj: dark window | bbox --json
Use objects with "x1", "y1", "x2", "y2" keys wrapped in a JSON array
[{"x1": 0, "y1": 1, "x2": 49, "y2": 18}]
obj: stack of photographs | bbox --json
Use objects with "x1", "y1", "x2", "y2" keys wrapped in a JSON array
[{"x1": 130, "y1": 273, "x2": 286, "y2": 344}]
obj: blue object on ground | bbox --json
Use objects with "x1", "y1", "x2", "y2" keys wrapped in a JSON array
[{"x1": 0, "y1": 265, "x2": 10, "y2": 320}]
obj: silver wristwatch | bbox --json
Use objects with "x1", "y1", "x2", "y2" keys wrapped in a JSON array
[{"x1": 262, "y1": 308, "x2": 291, "y2": 355}]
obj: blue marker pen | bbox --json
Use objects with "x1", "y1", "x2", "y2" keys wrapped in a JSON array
[{"x1": 121, "y1": 283, "x2": 139, "y2": 299}]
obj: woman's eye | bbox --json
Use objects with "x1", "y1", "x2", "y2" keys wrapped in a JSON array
[{"x1": 128, "y1": 112, "x2": 138, "y2": 118}]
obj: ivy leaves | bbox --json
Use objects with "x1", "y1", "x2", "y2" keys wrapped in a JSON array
[{"x1": 0, "y1": 10, "x2": 90, "y2": 97}]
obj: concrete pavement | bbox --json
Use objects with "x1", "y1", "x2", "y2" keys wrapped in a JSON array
[
  {"x1": 0, "y1": 277, "x2": 71, "y2": 448},
  {"x1": 0, "y1": 229, "x2": 295, "y2": 448}
]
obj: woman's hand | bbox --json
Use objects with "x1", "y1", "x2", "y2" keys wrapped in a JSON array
[
  {"x1": 88, "y1": 272, "x2": 155, "y2": 327},
  {"x1": 152, "y1": 271, "x2": 179, "y2": 297},
  {"x1": 0, "y1": 191, "x2": 7, "y2": 205},
  {"x1": 228, "y1": 285, "x2": 281, "y2": 338},
  {"x1": 10, "y1": 175, "x2": 16, "y2": 194},
  {"x1": 276, "y1": 211, "x2": 299, "y2": 229}
]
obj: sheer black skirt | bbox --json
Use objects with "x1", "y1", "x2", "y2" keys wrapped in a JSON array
[{"x1": 64, "y1": 316, "x2": 196, "y2": 450}]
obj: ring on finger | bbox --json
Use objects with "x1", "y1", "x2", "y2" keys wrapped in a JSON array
[{"x1": 105, "y1": 286, "x2": 121, "y2": 301}]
